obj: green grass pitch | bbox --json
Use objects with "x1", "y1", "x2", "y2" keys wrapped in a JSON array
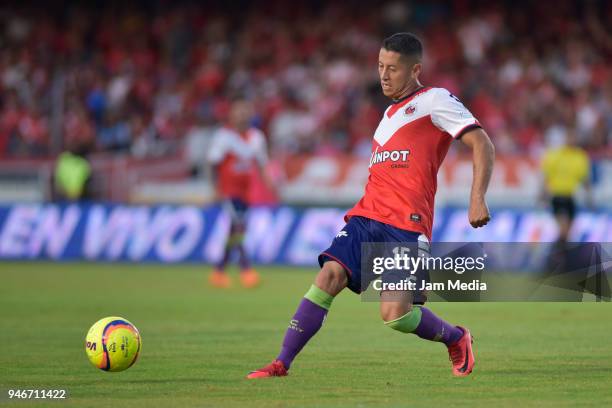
[{"x1": 1, "y1": 262, "x2": 611, "y2": 407}]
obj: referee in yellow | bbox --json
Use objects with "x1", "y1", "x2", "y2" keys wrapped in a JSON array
[
  {"x1": 54, "y1": 145, "x2": 92, "y2": 202},
  {"x1": 540, "y1": 130, "x2": 592, "y2": 243}
]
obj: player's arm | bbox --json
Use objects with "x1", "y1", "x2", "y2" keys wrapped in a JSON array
[
  {"x1": 208, "y1": 163, "x2": 220, "y2": 201},
  {"x1": 257, "y1": 162, "x2": 275, "y2": 192},
  {"x1": 206, "y1": 132, "x2": 225, "y2": 202},
  {"x1": 460, "y1": 128, "x2": 495, "y2": 228},
  {"x1": 430, "y1": 89, "x2": 494, "y2": 227},
  {"x1": 253, "y1": 131, "x2": 276, "y2": 192}
]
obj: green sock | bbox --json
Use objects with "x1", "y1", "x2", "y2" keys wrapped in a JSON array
[
  {"x1": 384, "y1": 306, "x2": 423, "y2": 333},
  {"x1": 304, "y1": 285, "x2": 334, "y2": 310}
]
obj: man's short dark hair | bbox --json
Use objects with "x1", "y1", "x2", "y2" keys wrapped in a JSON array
[{"x1": 382, "y1": 32, "x2": 423, "y2": 62}]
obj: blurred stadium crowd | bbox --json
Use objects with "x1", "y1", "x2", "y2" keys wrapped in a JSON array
[{"x1": 1, "y1": 0, "x2": 611, "y2": 161}]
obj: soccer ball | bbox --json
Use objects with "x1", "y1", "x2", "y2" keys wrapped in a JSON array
[{"x1": 85, "y1": 316, "x2": 141, "y2": 372}]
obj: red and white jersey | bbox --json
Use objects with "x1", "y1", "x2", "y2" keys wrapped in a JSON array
[
  {"x1": 346, "y1": 87, "x2": 481, "y2": 240},
  {"x1": 208, "y1": 126, "x2": 268, "y2": 201}
]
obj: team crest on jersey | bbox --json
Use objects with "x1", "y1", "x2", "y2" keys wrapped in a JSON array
[{"x1": 404, "y1": 104, "x2": 416, "y2": 115}]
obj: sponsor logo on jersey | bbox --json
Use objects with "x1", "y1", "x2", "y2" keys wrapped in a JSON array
[
  {"x1": 405, "y1": 104, "x2": 416, "y2": 115},
  {"x1": 369, "y1": 146, "x2": 411, "y2": 167},
  {"x1": 336, "y1": 230, "x2": 348, "y2": 238}
]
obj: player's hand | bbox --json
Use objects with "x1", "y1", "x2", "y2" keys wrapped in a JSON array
[{"x1": 468, "y1": 197, "x2": 491, "y2": 228}]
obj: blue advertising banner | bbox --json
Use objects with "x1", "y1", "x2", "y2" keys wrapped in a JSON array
[{"x1": 0, "y1": 203, "x2": 609, "y2": 265}]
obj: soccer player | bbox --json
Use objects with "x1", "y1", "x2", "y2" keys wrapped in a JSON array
[
  {"x1": 207, "y1": 99, "x2": 270, "y2": 288},
  {"x1": 247, "y1": 32, "x2": 495, "y2": 378}
]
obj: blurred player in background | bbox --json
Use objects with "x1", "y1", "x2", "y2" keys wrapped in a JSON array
[
  {"x1": 207, "y1": 99, "x2": 271, "y2": 288},
  {"x1": 248, "y1": 33, "x2": 495, "y2": 379},
  {"x1": 541, "y1": 129, "x2": 592, "y2": 244},
  {"x1": 53, "y1": 143, "x2": 92, "y2": 202}
]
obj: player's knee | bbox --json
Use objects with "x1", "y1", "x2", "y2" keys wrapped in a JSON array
[
  {"x1": 314, "y1": 261, "x2": 348, "y2": 297},
  {"x1": 383, "y1": 305, "x2": 422, "y2": 334},
  {"x1": 380, "y1": 302, "x2": 412, "y2": 323}
]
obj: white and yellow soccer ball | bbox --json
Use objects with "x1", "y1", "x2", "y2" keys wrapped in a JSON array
[{"x1": 85, "y1": 316, "x2": 141, "y2": 372}]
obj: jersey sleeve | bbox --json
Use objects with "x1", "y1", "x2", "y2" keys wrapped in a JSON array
[
  {"x1": 431, "y1": 89, "x2": 481, "y2": 138},
  {"x1": 207, "y1": 130, "x2": 227, "y2": 164}
]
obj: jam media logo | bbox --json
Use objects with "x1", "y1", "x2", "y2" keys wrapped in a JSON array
[
  {"x1": 369, "y1": 146, "x2": 411, "y2": 167},
  {"x1": 405, "y1": 104, "x2": 416, "y2": 115}
]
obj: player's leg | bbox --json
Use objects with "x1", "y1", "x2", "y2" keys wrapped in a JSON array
[
  {"x1": 247, "y1": 217, "x2": 368, "y2": 378},
  {"x1": 552, "y1": 196, "x2": 574, "y2": 243},
  {"x1": 246, "y1": 261, "x2": 347, "y2": 378},
  {"x1": 277, "y1": 261, "x2": 347, "y2": 368},
  {"x1": 209, "y1": 201, "x2": 237, "y2": 288},
  {"x1": 230, "y1": 199, "x2": 259, "y2": 288},
  {"x1": 556, "y1": 213, "x2": 571, "y2": 242},
  {"x1": 209, "y1": 263, "x2": 232, "y2": 288},
  {"x1": 548, "y1": 196, "x2": 575, "y2": 273},
  {"x1": 380, "y1": 292, "x2": 463, "y2": 345},
  {"x1": 380, "y1": 291, "x2": 474, "y2": 376},
  {"x1": 376, "y1": 224, "x2": 474, "y2": 376}
]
